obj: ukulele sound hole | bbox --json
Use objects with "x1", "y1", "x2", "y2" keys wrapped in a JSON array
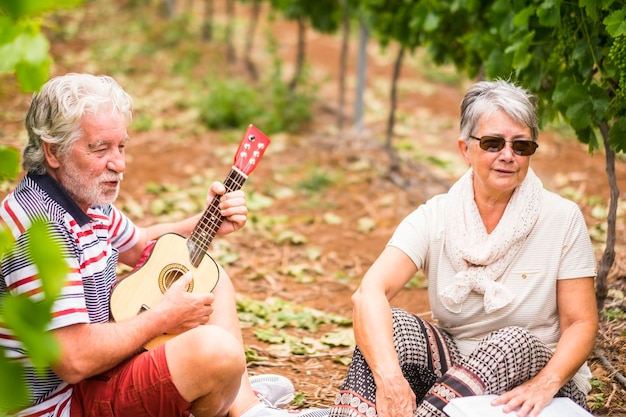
[{"x1": 158, "y1": 263, "x2": 194, "y2": 294}]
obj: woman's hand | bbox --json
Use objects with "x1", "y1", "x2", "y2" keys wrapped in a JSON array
[
  {"x1": 491, "y1": 375, "x2": 560, "y2": 417},
  {"x1": 492, "y1": 277, "x2": 597, "y2": 417},
  {"x1": 374, "y1": 373, "x2": 417, "y2": 417}
]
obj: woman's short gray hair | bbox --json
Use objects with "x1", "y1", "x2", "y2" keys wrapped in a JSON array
[
  {"x1": 459, "y1": 80, "x2": 539, "y2": 144},
  {"x1": 22, "y1": 73, "x2": 133, "y2": 174}
]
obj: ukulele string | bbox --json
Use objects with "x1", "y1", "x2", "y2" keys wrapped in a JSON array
[{"x1": 189, "y1": 169, "x2": 247, "y2": 266}]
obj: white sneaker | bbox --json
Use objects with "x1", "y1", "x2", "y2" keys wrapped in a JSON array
[
  {"x1": 250, "y1": 374, "x2": 296, "y2": 409},
  {"x1": 273, "y1": 409, "x2": 330, "y2": 417},
  {"x1": 244, "y1": 404, "x2": 330, "y2": 417}
]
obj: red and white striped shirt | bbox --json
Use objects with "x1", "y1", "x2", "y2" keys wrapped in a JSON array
[{"x1": 1, "y1": 173, "x2": 139, "y2": 416}]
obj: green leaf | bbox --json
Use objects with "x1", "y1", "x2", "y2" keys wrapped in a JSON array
[
  {"x1": 247, "y1": 192, "x2": 274, "y2": 211},
  {"x1": 276, "y1": 229, "x2": 307, "y2": 245},
  {"x1": 0, "y1": 0, "x2": 84, "y2": 19},
  {"x1": 0, "y1": 225, "x2": 15, "y2": 255},
  {"x1": 566, "y1": 98, "x2": 593, "y2": 130},
  {"x1": 254, "y1": 328, "x2": 287, "y2": 344},
  {"x1": 609, "y1": 117, "x2": 626, "y2": 153},
  {"x1": 536, "y1": 0, "x2": 560, "y2": 27},
  {"x1": 0, "y1": 15, "x2": 19, "y2": 44},
  {"x1": 575, "y1": 126, "x2": 599, "y2": 150},
  {"x1": 0, "y1": 354, "x2": 29, "y2": 412},
  {"x1": 243, "y1": 346, "x2": 268, "y2": 363},
  {"x1": 513, "y1": 6, "x2": 535, "y2": 27},
  {"x1": 483, "y1": 48, "x2": 508, "y2": 78},
  {"x1": 320, "y1": 328, "x2": 355, "y2": 347},
  {"x1": 603, "y1": 9, "x2": 626, "y2": 37},
  {"x1": 332, "y1": 355, "x2": 352, "y2": 366},
  {"x1": 551, "y1": 75, "x2": 573, "y2": 107},
  {"x1": 15, "y1": 57, "x2": 51, "y2": 93},
  {"x1": 17, "y1": 31, "x2": 50, "y2": 65},
  {"x1": 27, "y1": 220, "x2": 69, "y2": 301},
  {"x1": 509, "y1": 31, "x2": 534, "y2": 70},
  {"x1": 0, "y1": 145, "x2": 20, "y2": 180},
  {"x1": 579, "y1": 0, "x2": 599, "y2": 21},
  {"x1": 0, "y1": 38, "x2": 20, "y2": 72},
  {"x1": 559, "y1": 84, "x2": 593, "y2": 130},
  {"x1": 356, "y1": 217, "x2": 376, "y2": 233},
  {"x1": 323, "y1": 212, "x2": 342, "y2": 225},
  {"x1": 589, "y1": 83, "x2": 609, "y2": 121},
  {"x1": 423, "y1": 11, "x2": 440, "y2": 32},
  {"x1": 1, "y1": 296, "x2": 60, "y2": 369}
]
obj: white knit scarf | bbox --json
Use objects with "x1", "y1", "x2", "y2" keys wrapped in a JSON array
[{"x1": 439, "y1": 167, "x2": 542, "y2": 314}]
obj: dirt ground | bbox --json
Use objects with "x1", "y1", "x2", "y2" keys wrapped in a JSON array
[{"x1": 1, "y1": 0, "x2": 625, "y2": 415}]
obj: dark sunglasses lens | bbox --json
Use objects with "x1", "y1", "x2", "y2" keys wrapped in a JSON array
[
  {"x1": 512, "y1": 141, "x2": 538, "y2": 156},
  {"x1": 478, "y1": 136, "x2": 537, "y2": 156},
  {"x1": 479, "y1": 137, "x2": 505, "y2": 152}
]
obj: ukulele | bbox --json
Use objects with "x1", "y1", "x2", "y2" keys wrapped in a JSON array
[{"x1": 109, "y1": 124, "x2": 270, "y2": 349}]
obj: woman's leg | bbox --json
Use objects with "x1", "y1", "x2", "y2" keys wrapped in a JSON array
[
  {"x1": 415, "y1": 326, "x2": 588, "y2": 416},
  {"x1": 329, "y1": 308, "x2": 457, "y2": 417}
]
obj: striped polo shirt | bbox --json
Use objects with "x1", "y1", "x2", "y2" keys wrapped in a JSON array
[{"x1": 0, "y1": 173, "x2": 139, "y2": 416}]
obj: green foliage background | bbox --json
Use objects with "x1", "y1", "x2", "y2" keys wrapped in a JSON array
[{"x1": 359, "y1": 0, "x2": 626, "y2": 153}]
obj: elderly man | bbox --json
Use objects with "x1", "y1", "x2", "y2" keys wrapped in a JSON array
[{"x1": 0, "y1": 73, "x2": 325, "y2": 417}]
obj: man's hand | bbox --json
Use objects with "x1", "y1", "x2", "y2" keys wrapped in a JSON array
[
  {"x1": 207, "y1": 181, "x2": 247, "y2": 236},
  {"x1": 154, "y1": 271, "x2": 216, "y2": 335}
]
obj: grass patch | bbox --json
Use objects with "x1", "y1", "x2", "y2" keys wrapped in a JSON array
[
  {"x1": 196, "y1": 73, "x2": 315, "y2": 135},
  {"x1": 296, "y1": 167, "x2": 342, "y2": 194}
]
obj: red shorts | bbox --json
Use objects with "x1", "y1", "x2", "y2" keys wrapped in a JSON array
[{"x1": 70, "y1": 344, "x2": 192, "y2": 417}]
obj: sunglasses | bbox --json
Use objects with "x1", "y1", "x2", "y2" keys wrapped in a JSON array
[{"x1": 470, "y1": 135, "x2": 538, "y2": 156}]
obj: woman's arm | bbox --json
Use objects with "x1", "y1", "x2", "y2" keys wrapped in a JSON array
[
  {"x1": 351, "y1": 246, "x2": 420, "y2": 417},
  {"x1": 493, "y1": 276, "x2": 598, "y2": 417}
]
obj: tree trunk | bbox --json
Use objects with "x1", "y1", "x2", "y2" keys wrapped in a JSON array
[
  {"x1": 353, "y1": 20, "x2": 368, "y2": 133},
  {"x1": 288, "y1": 16, "x2": 307, "y2": 92},
  {"x1": 244, "y1": 0, "x2": 261, "y2": 80},
  {"x1": 337, "y1": 0, "x2": 350, "y2": 130},
  {"x1": 385, "y1": 46, "x2": 404, "y2": 174},
  {"x1": 202, "y1": 0, "x2": 214, "y2": 41},
  {"x1": 596, "y1": 121, "x2": 619, "y2": 311},
  {"x1": 225, "y1": 0, "x2": 236, "y2": 62},
  {"x1": 160, "y1": 0, "x2": 176, "y2": 19}
]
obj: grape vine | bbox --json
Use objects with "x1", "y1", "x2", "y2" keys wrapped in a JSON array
[{"x1": 608, "y1": 35, "x2": 626, "y2": 115}]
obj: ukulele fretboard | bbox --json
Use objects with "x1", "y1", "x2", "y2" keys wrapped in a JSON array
[{"x1": 187, "y1": 167, "x2": 247, "y2": 266}]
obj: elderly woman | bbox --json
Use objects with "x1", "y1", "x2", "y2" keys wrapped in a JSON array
[{"x1": 329, "y1": 80, "x2": 597, "y2": 417}]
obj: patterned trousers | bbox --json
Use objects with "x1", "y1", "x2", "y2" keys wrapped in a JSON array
[{"x1": 329, "y1": 308, "x2": 587, "y2": 417}]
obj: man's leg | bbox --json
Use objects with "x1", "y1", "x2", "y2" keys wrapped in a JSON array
[
  {"x1": 206, "y1": 268, "x2": 266, "y2": 417},
  {"x1": 166, "y1": 324, "x2": 247, "y2": 417},
  {"x1": 207, "y1": 268, "x2": 330, "y2": 417},
  {"x1": 70, "y1": 332, "x2": 244, "y2": 417}
]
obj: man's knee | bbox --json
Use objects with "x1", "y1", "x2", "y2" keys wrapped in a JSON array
[
  {"x1": 170, "y1": 325, "x2": 246, "y2": 378},
  {"x1": 194, "y1": 325, "x2": 244, "y2": 367}
]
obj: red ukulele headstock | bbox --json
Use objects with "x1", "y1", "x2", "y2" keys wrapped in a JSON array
[{"x1": 233, "y1": 124, "x2": 271, "y2": 176}]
